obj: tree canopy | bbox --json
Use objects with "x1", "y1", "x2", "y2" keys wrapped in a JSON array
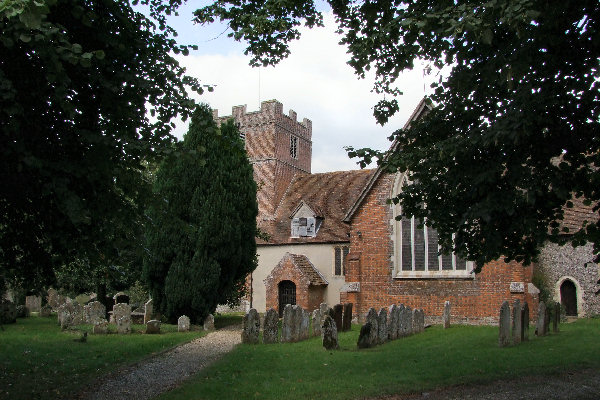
[
  {"x1": 196, "y1": 0, "x2": 600, "y2": 268},
  {"x1": 144, "y1": 105, "x2": 258, "y2": 323},
  {"x1": 0, "y1": 0, "x2": 203, "y2": 294}
]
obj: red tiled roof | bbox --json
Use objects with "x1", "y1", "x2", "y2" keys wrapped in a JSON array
[
  {"x1": 289, "y1": 254, "x2": 328, "y2": 285},
  {"x1": 559, "y1": 197, "x2": 598, "y2": 235},
  {"x1": 258, "y1": 169, "x2": 375, "y2": 244}
]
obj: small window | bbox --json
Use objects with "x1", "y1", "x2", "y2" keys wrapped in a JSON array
[
  {"x1": 290, "y1": 135, "x2": 298, "y2": 159},
  {"x1": 334, "y1": 246, "x2": 350, "y2": 276}
]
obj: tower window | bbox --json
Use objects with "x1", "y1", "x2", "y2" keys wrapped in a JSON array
[{"x1": 290, "y1": 135, "x2": 298, "y2": 159}]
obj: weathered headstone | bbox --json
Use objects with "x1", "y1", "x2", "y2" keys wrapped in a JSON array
[
  {"x1": 144, "y1": 299, "x2": 153, "y2": 324},
  {"x1": 412, "y1": 308, "x2": 421, "y2": 334},
  {"x1": 536, "y1": 301, "x2": 547, "y2": 336},
  {"x1": 281, "y1": 304, "x2": 294, "y2": 343},
  {"x1": 512, "y1": 300, "x2": 522, "y2": 345},
  {"x1": 342, "y1": 303, "x2": 353, "y2": 331},
  {"x1": 553, "y1": 302, "x2": 560, "y2": 333},
  {"x1": 377, "y1": 308, "x2": 388, "y2": 344},
  {"x1": 363, "y1": 308, "x2": 379, "y2": 347},
  {"x1": 417, "y1": 309, "x2": 426, "y2": 333},
  {"x1": 405, "y1": 306, "x2": 414, "y2": 336},
  {"x1": 311, "y1": 309, "x2": 322, "y2": 337},
  {"x1": 499, "y1": 301, "x2": 511, "y2": 347},
  {"x1": 357, "y1": 322, "x2": 376, "y2": 349},
  {"x1": 241, "y1": 308, "x2": 260, "y2": 344},
  {"x1": 263, "y1": 308, "x2": 279, "y2": 343},
  {"x1": 84, "y1": 301, "x2": 106, "y2": 325},
  {"x1": 521, "y1": 301, "x2": 530, "y2": 341},
  {"x1": 47, "y1": 288, "x2": 59, "y2": 310},
  {"x1": 58, "y1": 300, "x2": 85, "y2": 329},
  {"x1": 145, "y1": 319, "x2": 161, "y2": 334},
  {"x1": 322, "y1": 315, "x2": 339, "y2": 350},
  {"x1": 387, "y1": 304, "x2": 398, "y2": 340},
  {"x1": 40, "y1": 305, "x2": 52, "y2": 317},
  {"x1": 544, "y1": 302, "x2": 551, "y2": 335},
  {"x1": 395, "y1": 304, "x2": 403, "y2": 338},
  {"x1": 319, "y1": 303, "x2": 329, "y2": 321},
  {"x1": 299, "y1": 307, "x2": 310, "y2": 340},
  {"x1": 113, "y1": 303, "x2": 132, "y2": 334},
  {"x1": 203, "y1": 314, "x2": 215, "y2": 331},
  {"x1": 25, "y1": 295, "x2": 41, "y2": 313},
  {"x1": 178, "y1": 315, "x2": 190, "y2": 332},
  {"x1": 332, "y1": 304, "x2": 344, "y2": 332},
  {"x1": 443, "y1": 301, "x2": 451, "y2": 329},
  {"x1": 93, "y1": 320, "x2": 109, "y2": 334}
]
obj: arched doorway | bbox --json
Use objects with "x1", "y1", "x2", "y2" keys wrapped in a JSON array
[
  {"x1": 560, "y1": 279, "x2": 577, "y2": 316},
  {"x1": 278, "y1": 280, "x2": 296, "y2": 316}
]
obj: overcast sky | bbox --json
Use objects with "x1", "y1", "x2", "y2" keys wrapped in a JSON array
[{"x1": 162, "y1": 3, "x2": 432, "y2": 173}]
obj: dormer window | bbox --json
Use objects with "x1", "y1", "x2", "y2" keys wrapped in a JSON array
[{"x1": 290, "y1": 201, "x2": 322, "y2": 238}]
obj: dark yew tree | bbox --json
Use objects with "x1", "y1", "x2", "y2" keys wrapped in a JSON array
[
  {"x1": 195, "y1": 0, "x2": 600, "y2": 268},
  {"x1": 144, "y1": 105, "x2": 257, "y2": 323},
  {"x1": 0, "y1": 0, "x2": 204, "y2": 296}
]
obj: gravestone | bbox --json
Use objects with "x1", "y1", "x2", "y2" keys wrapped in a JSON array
[
  {"x1": 400, "y1": 306, "x2": 413, "y2": 337},
  {"x1": 241, "y1": 308, "x2": 260, "y2": 344},
  {"x1": 84, "y1": 301, "x2": 106, "y2": 324},
  {"x1": 178, "y1": 315, "x2": 190, "y2": 332},
  {"x1": 93, "y1": 320, "x2": 109, "y2": 334},
  {"x1": 203, "y1": 314, "x2": 215, "y2": 331},
  {"x1": 263, "y1": 308, "x2": 279, "y2": 344},
  {"x1": 388, "y1": 304, "x2": 398, "y2": 340},
  {"x1": 319, "y1": 303, "x2": 329, "y2": 321},
  {"x1": 521, "y1": 301, "x2": 530, "y2": 341},
  {"x1": 16, "y1": 305, "x2": 29, "y2": 318},
  {"x1": 377, "y1": 308, "x2": 388, "y2": 344},
  {"x1": 299, "y1": 307, "x2": 310, "y2": 340},
  {"x1": 145, "y1": 320, "x2": 161, "y2": 334},
  {"x1": 113, "y1": 303, "x2": 132, "y2": 334},
  {"x1": 47, "y1": 288, "x2": 59, "y2": 310},
  {"x1": 412, "y1": 309, "x2": 424, "y2": 334},
  {"x1": 395, "y1": 305, "x2": 404, "y2": 339},
  {"x1": 544, "y1": 302, "x2": 551, "y2": 334},
  {"x1": 311, "y1": 309, "x2": 322, "y2": 337},
  {"x1": 0, "y1": 300, "x2": 16, "y2": 324},
  {"x1": 342, "y1": 303, "x2": 353, "y2": 331},
  {"x1": 25, "y1": 295, "x2": 41, "y2": 313},
  {"x1": 332, "y1": 304, "x2": 344, "y2": 332},
  {"x1": 443, "y1": 301, "x2": 451, "y2": 329},
  {"x1": 357, "y1": 322, "x2": 376, "y2": 349},
  {"x1": 536, "y1": 301, "x2": 547, "y2": 336},
  {"x1": 553, "y1": 302, "x2": 560, "y2": 333},
  {"x1": 364, "y1": 307, "x2": 379, "y2": 347},
  {"x1": 512, "y1": 299, "x2": 522, "y2": 345},
  {"x1": 499, "y1": 301, "x2": 511, "y2": 347},
  {"x1": 40, "y1": 305, "x2": 52, "y2": 317},
  {"x1": 281, "y1": 304, "x2": 294, "y2": 343},
  {"x1": 58, "y1": 300, "x2": 84, "y2": 329},
  {"x1": 144, "y1": 299, "x2": 153, "y2": 324},
  {"x1": 322, "y1": 315, "x2": 339, "y2": 350}
]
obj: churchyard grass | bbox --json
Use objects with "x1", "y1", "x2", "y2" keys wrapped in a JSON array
[
  {"x1": 0, "y1": 315, "x2": 205, "y2": 400},
  {"x1": 160, "y1": 318, "x2": 600, "y2": 400}
]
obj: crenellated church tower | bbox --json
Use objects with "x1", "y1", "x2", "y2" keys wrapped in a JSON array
[{"x1": 213, "y1": 100, "x2": 312, "y2": 220}]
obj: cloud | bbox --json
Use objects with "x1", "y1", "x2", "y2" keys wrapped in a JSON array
[{"x1": 177, "y1": 12, "x2": 429, "y2": 173}]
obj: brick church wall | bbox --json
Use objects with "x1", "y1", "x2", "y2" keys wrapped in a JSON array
[{"x1": 346, "y1": 173, "x2": 538, "y2": 325}]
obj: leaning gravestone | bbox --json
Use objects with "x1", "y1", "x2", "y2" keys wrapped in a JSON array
[
  {"x1": 93, "y1": 320, "x2": 109, "y2": 334},
  {"x1": 377, "y1": 308, "x2": 388, "y2": 345},
  {"x1": 499, "y1": 301, "x2": 511, "y2": 347},
  {"x1": 521, "y1": 301, "x2": 529, "y2": 341},
  {"x1": 263, "y1": 308, "x2": 279, "y2": 344},
  {"x1": 145, "y1": 320, "x2": 161, "y2": 334},
  {"x1": 553, "y1": 302, "x2": 560, "y2": 333},
  {"x1": 84, "y1": 301, "x2": 106, "y2": 325},
  {"x1": 512, "y1": 299, "x2": 522, "y2": 345},
  {"x1": 242, "y1": 308, "x2": 260, "y2": 344},
  {"x1": 332, "y1": 304, "x2": 344, "y2": 332},
  {"x1": 25, "y1": 295, "x2": 42, "y2": 313},
  {"x1": 443, "y1": 301, "x2": 451, "y2": 329},
  {"x1": 342, "y1": 303, "x2": 353, "y2": 331},
  {"x1": 322, "y1": 315, "x2": 339, "y2": 350},
  {"x1": 178, "y1": 315, "x2": 190, "y2": 332},
  {"x1": 357, "y1": 322, "x2": 376, "y2": 349},
  {"x1": 536, "y1": 301, "x2": 547, "y2": 336},
  {"x1": 364, "y1": 308, "x2": 379, "y2": 346},
  {"x1": 388, "y1": 304, "x2": 398, "y2": 340},
  {"x1": 311, "y1": 309, "x2": 322, "y2": 337},
  {"x1": 203, "y1": 314, "x2": 215, "y2": 331},
  {"x1": 144, "y1": 299, "x2": 153, "y2": 324},
  {"x1": 113, "y1": 303, "x2": 132, "y2": 334}
]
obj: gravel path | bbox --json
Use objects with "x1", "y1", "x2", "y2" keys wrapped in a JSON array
[{"x1": 80, "y1": 325, "x2": 241, "y2": 400}]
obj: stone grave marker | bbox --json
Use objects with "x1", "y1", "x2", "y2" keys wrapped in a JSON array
[
  {"x1": 47, "y1": 288, "x2": 59, "y2": 310},
  {"x1": 332, "y1": 304, "x2": 344, "y2": 332},
  {"x1": 299, "y1": 307, "x2": 310, "y2": 340},
  {"x1": 395, "y1": 304, "x2": 404, "y2": 339},
  {"x1": 93, "y1": 320, "x2": 109, "y2": 334},
  {"x1": 84, "y1": 301, "x2": 106, "y2": 325},
  {"x1": 322, "y1": 315, "x2": 339, "y2": 350},
  {"x1": 499, "y1": 301, "x2": 511, "y2": 347},
  {"x1": 281, "y1": 304, "x2": 294, "y2": 343},
  {"x1": 178, "y1": 315, "x2": 190, "y2": 332},
  {"x1": 145, "y1": 320, "x2": 161, "y2": 334},
  {"x1": 443, "y1": 301, "x2": 451, "y2": 329},
  {"x1": 311, "y1": 309, "x2": 322, "y2": 337},
  {"x1": 536, "y1": 301, "x2": 547, "y2": 336},
  {"x1": 40, "y1": 305, "x2": 52, "y2": 317},
  {"x1": 342, "y1": 303, "x2": 353, "y2": 331},
  {"x1": 263, "y1": 308, "x2": 279, "y2": 344},
  {"x1": 242, "y1": 308, "x2": 260, "y2": 344},
  {"x1": 388, "y1": 304, "x2": 398, "y2": 340},
  {"x1": 512, "y1": 299, "x2": 522, "y2": 345},
  {"x1": 113, "y1": 303, "x2": 132, "y2": 334},
  {"x1": 357, "y1": 322, "x2": 376, "y2": 349},
  {"x1": 553, "y1": 302, "x2": 560, "y2": 333},
  {"x1": 144, "y1": 299, "x2": 153, "y2": 324},
  {"x1": 25, "y1": 295, "x2": 41, "y2": 313},
  {"x1": 203, "y1": 314, "x2": 215, "y2": 331},
  {"x1": 364, "y1": 307, "x2": 379, "y2": 347},
  {"x1": 521, "y1": 301, "x2": 529, "y2": 341},
  {"x1": 377, "y1": 307, "x2": 388, "y2": 344}
]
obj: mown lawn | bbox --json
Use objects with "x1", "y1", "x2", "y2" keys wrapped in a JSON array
[
  {"x1": 160, "y1": 319, "x2": 600, "y2": 400},
  {"x1": 0, "y1": 315, "x2": 205, "y2": 400}
]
